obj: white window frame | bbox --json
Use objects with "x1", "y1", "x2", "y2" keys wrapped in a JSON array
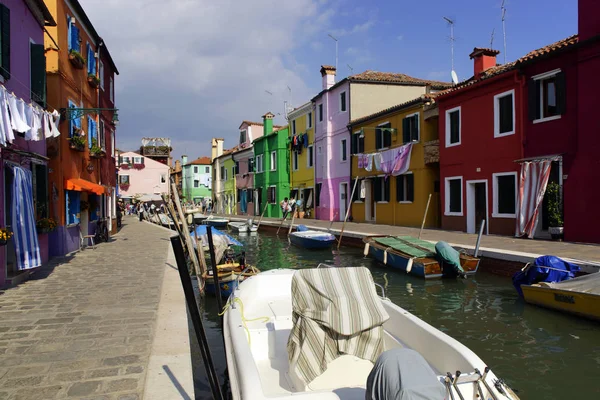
[
  {"x1": 533, "y1": 69, "x2": 562, "y2": 124},
  {"x1": 396, "y1": 172, "x2": 414, "y2": 204},
  {"x1": 405, "y1": 112, "x2": 420, "y2": 143},
  {"x1": 307, "y1": 112, "x2": 312, "y2": 129},
  {"x1": 119, "y1": 174, "x2": 130, "y2": 185},
  {"x1": 255, "y1": 154, "x2": 263, "y2": 173},
  {"x1": 340, "y1": 91, "x2": 347, "y2": 112},
  {"x1": 376, "y1": 121, "x2": 391, "y2": 151},
  {"x1": 270, "y1": 151, "x2": 277, "y2": 171},
  {"x1": 292, "y1": 119, "x2": 297, "y2": 135},
  {"x1": 376, "y1": 175, "x2": 389, "y2": 204},
  {"x1": 161, "y1": 174, "x2": 166, "y2": 183},
  {"x1": 240, "y1": 129, "x2": 247, "y2": 144},
  {"x1": 205, "y1": 166, "x2": 210, "y2": 173},
  {"x1": 99, "y1": 119, "x2": 105, "y2": 149},
  {"x1": 340, "y1": 139, "x2": 347, "y2": 162},
  {"x1": 223, "y1": 168, "x2": 228, "y2": 181},
  {"x1": 268, "y1": 185, "x2": 277, "y2": 204},
  {"x1": 445, "y1": 106, "x2": 462, "y2": 148},
  {"x1": 444, "y1": 176, "x2": 463, "y2": 216},
  {"x1": 110, "y1": 129, "x2": 115, "y2": 157},
  {"x1": 492, "y1": 172, "x2": 518, "y2": 218},
  {"x1": 99, "y1": 60, "x2": 105, "y2": 90},
  {"x1": 494, "y1": 89, "x2": 516, "y2": 138},
  {"x1": 307, "y1": 145, "x2": 314, "y2": 168},
  {"x1": 133, "y1": 156, "x2": 142, "y2": 164},
  {"x1": 109, "y1": 76, "x2": 114, "y2": 103},
  {"x1": 293, "y1": 150, "x2": 298, "y2": 171}
]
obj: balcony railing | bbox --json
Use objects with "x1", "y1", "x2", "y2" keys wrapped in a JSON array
[
  {"x1": 142, "y1": 146, "x2": 171, "y2": 156},
  {"x1": 423, "y1": 139, "x2": 439, "y2": 164}
]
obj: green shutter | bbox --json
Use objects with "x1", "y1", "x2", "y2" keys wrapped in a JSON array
[
  {"x1": 0, "y1": 5, "x2": 10, "y2": 80},
  {"x1": 402, "y1": 118, "x2": 410, "y2": 144},
  {"x1": 375, "y1": 128, "x2": 382, "y2": 149},
  {"x1": 30, "y1": 44, "x2": 46, "y2": 107}
]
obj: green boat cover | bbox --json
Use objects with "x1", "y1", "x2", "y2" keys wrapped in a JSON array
[{"x1": 373, "y1": 236, "x2": 436, "y2": 258}]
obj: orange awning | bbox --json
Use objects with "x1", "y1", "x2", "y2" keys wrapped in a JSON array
[{"x1": 65, "y1": 179, "x2": 106, "y2": 195}]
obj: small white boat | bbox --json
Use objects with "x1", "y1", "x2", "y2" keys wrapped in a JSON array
[
  {"x1": 229, "y1": 220, "x2": 258, "y2": 234},
  {"x1": 224, "y1": 266, "x2": 518, "y2": 400},
  {"x1": 203, "y1": 216, "x2": 229, "y2": 228}
]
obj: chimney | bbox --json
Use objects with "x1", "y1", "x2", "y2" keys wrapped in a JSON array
[
  {"x1": 469, "y1": 48, "x2": 500, "y2": 79},
  {"x1": 320, "y1": 65, "x2": 336, "y2": 90},
  {"x1": 175, "y1": 160, "x2": 181, "y2": 171},
  {"x1": 181, "y1": 155, "x2": 188, "y2": 165},
  {"x1": 262, "y1": 112, "x2": 275, "y2": 136},
  {"x1": 579, "y1": 0, "x2": 600, "y2": 41},
  {"x1": 211, "y1": 138, "x2": 224, "y2": 161}
]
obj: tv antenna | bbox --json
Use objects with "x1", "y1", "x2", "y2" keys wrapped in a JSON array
[
  {"x1": 347, "y1": 63, "x2": 354, "y2": 74},
  {"x1": 264, "y1": 90, "x2": 273, "y2": 95},
  {"x1": 501, "y1": 0, "x2": 507, "y2": 63},
  {"x1": 328, "y1": 33, "x2": 339, "y2": 74},
  {"x1": 287, "y1": 86, "x2": 292, "y2": 109},
  {"x1": 443, "y1": 16, "x2": 456, "y2": 83},
  {"x1": 490, "y1": 28, "x2": 495, "y2": 49}
]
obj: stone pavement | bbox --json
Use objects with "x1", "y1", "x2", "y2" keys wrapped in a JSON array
[
  {"x1": 0, "y1": 219, "x2": 173, "y2": 400},
  {"x1": 220, "y1": 214, "x2": 600, "y2": 263}
]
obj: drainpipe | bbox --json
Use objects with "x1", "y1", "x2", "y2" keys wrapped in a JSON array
[{"x1": 514, "y1": 70, "x2": 526, "y2": 160}]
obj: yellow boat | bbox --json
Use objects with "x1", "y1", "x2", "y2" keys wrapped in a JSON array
[{"x1": 521, "y1": 272, "x2": 600, "y2": 321}]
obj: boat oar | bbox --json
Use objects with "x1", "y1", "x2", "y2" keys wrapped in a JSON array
[{"x1": 474, "y1": 219, "x2": 486, "y2": 257}]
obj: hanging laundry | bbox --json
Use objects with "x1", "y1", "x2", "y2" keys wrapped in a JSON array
[
  {"x1": 357, "y1": 154, "x2": 365, "y2": 169},
  {"x1": 360, "y1": 180, "x2": 366, "y2": 199},
  {"x1": 373, "y1": 153, "x2": 383, "y2": 171},
  {"x1": 11, "y1": 166, "x2": 41, "y2": 270},
  {"x1": 25, "y1": 105, "x2": 42, "y2": 141},
  {"x1": 16, "y1": 99, "x2": 32, "y2": 134},
  {"x1": 42, "y1": 112, "x2": 52, "y2": 139},
  {"x1": 50, "y1": 110, "x2": 61, "y2": 137},
  {"x1": 303, "y1": 133, "x2": 308, "y2": 148},
  {"x1": 0, "y1": 90, "x2": 15, "y2": 143},
  {"x1": 7, "y1": 93, "x2": 31, "y2": 133},
  {"x1": 391, "y1": 143, "x2": 413, "y2": 176},
  {"x1": 381, "y1": 148, "x2": 397, "y2": 175},
  {"x1": 365, "y1": 154, "x2": 374, "y2": 172}
]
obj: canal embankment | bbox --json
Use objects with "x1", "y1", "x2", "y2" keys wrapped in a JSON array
[{"x1": 219, "y1": 214, "x2": 600, "y2": 275}]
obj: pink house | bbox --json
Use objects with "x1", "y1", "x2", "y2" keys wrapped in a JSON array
[
  {"x1": 118, "y1": 152, "x2": 170, "y2": 200},
  {"x1": 313, "y1": 66, "x2": 452, "y2": 221},
  {"x1": 235, "y1": 121, "x2": 267, "y2": 215}
]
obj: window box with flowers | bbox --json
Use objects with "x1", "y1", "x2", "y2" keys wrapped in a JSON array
[
  {"x1": 90, "y1": 138, "x2": 105, "y2": 159},
  {"x1": 119, "y1": 183, "x2": 130, "y2": 191},
  {"x1": 0, "y1": 228, "x2": 13, "y2": 246},
  {"x1": 132, "y1": 163, "x2": 145, "y2": 170},
  {"x1": 120, "y1": 163, "x2": 130, "y2": 170},
  {"x1": 36, "y1": 218, "x2": 57, "y2": 234},
  {"x1": 69, "y1": 133, "x2": 86, "y2": 152},
  {"x1": 88, "y1": 73, "x2": 100, "y2": 88},
  {"x1": 69, "y1": 49, "x2": 86, "y2": 69}
]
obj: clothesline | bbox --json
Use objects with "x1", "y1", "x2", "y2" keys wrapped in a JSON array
[
  {"x1": 355, "y1": 143, "x2": 413, "y2": 177},
  {"x1": 0, "y1": 85, "x2": 61, "y2": 146}
]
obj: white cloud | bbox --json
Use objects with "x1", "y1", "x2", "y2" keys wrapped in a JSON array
[
  {"x1": 330, "y1": 13, "x2": 377, "y2": 37},
  {"x1": 82, "y1": 0, "x2": 335, "y2": 158}
]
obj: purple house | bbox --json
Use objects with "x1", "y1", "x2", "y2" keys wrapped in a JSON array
[
  {"x1": 313, "y1": 66, "x2": 451, "y2": 221},
  {"x1": 0, "y1": 0, "x2": 56, "y2": 287}
]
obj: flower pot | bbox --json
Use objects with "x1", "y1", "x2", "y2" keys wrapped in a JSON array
[
  {"x1": 69, "y1": 53, "x2": 85, "y2": 69},
  {"x1": 70, "y1": 142, "x2": 85, "y2": 152},
  {"x1": 549, "y1": 226, "x2": 564, "y2": 241},
  {"x1": 87, "y1": 76, "x2": 99, "y2": 88},
  {"x1": 90, "y1": 151, "x2": 105, "y2": 159}
]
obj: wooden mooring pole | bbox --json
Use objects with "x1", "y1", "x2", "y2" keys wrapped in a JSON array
[
  {"x1": 337, "y1": 177, "x2": 359, "y2": 250},
  {"x1": 418, "y1": 193, "x2": 432, "y2": 240}
]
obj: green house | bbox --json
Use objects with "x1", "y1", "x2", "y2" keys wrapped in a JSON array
[{"x1": 253, "y1": 112, "x2": 290, "y2": 218}]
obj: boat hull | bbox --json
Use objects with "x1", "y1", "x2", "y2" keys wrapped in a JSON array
[
  {"x1": 364, "y1": 236, "x2": 480, "y2": 279},
  {"x1": 521, "y1": 284, "x2": 600, "y2": 321},
  {"x1": 289, "y1": 233, "x2": 335, "y2": 249},
  {"x1": 204, "y1": 272, "x2": 240, "y2": 298},
  {"x1": 203, "y1": 219, "x2": 229, "y2": 228}
]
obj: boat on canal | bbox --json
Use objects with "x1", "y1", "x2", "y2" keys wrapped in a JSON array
[
  {"x1": 223, "y1": 266, "x2": 518, "y2": 400},
  {"x1": 204, "y1": 263, "x2": 260, "y2": 298},
  {"x1": 363, "y1": 235, "x2": 479, "y2": 279},
  {"x1": 203, "y1": 216, "x2": 230, "y2": 228},
  {"x1": 193, "y1": 213, "x2": 208, "y2": 224},
  {"x1": 229, "y1": 220, "x2": 258, "y2": 234},
  {"x1": 289, "y1": 226, "x2": 336, "y2": 249}
]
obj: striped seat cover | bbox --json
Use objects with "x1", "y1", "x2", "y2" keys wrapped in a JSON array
[{"x1": 287, "y1": 267, "x2": 389, "y2": 385}]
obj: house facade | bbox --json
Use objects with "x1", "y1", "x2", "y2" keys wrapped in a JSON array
[
  {"x1": 117, "y1": 151, "x2": 170, "y2": 200},
  {"x1": 181, "y1": 156, "x2": 211, "y2": 203},
  {"x1": 234, "y1": 121, "x2": 264, "y2": 216},
  {"x1": 313, "y1": 65, "x2": 451, "y2": 222},
  {"x1": 170, "y1": 159, "x2": 183, "y2": 198},
  {"x1": 44, "y1": 0, "x2": 117, "y2": 256},
  {"x1": 210, "y1": 137, "x2": 224, "y2": 206},
  {"x1": 222, "y1": 155, "x2": 235, "y2": 214},
  {"x1": 0, "y1": 0, "x2": 56, "y2": 287},
  {"x1": 253, "y1": 113, "x2": 290, "y2": 218},
  {"x1": 288, "y1": 102, "x2": 315, "y2": 218},
  {"x1": 437, "y1": 49, "x2": 523, "y2": 236},
  {"x1": 348, "y1": 95, "x2": 441, "y2": 228}
]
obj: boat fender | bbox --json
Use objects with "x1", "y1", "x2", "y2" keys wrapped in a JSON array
[
  {"x1": 384, "y1": 248, "x2": 391, "y2": 265},
  {"x1": 406, "y1": 258, "x2": 414, "y2": 273},
  {"x1": 363, "y1": 243, "x2": 370, "y2": 256}
]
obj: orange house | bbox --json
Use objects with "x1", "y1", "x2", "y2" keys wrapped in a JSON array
[{"x1": 44, "y1": 0, "x2": 117, "y2": 256}]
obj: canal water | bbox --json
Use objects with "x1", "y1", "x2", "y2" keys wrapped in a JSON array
[{"x1": 192, "y1": 231, "x2": 600, "y2": 400}]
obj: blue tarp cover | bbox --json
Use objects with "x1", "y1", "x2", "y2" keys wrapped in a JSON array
[
  {"x1": 193, "y1": 226, "x2": 243, "y2": 247},
  {"x1": 513, "y1": 255, "x2": 580, "y2": 297}
]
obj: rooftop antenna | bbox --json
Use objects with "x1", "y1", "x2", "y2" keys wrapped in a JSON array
[
  {"x1": 264, "y1": 90, "x2": 273, "y2": 95},
  {"x1": 347, "y1": 63, "x2": 354, "y2": 74},
  {"x1": 328, "y1": 33, "x2": 339, "y2": 75},
  {"x1": 490, "y1": 28, "x2": 495, "y2": 49},
  {"x1": 501, "y1": 0, "x2": 507, "y2": 63},
  {"x1": 443, "y1": 16, "x2": 457, "y2": 84},
  {"x1": 287, "y1": 86, "x2": 292, "y2": 110}
]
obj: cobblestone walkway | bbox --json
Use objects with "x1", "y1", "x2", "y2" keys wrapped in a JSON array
[{"x1": 0, "y1": 219, "x2": 171, "y2": 400}]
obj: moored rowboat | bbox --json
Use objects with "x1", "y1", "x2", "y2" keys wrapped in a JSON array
[{"x1": 289, "y1": 230, "x2": 336, "y2": 249}]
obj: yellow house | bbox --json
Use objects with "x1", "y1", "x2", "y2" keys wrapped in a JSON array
[
  {"x1": 348, "y1": 94, "x2": 441, "y2": 228},
  {"x1": 288, "y1": 102, "x2": 316, "y2": 218}
]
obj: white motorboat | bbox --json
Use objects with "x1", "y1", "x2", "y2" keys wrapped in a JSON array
[
  {"x1": 229, "y1": 220, "x2": 258, "y2": 234},
  {"x1": 223, "y1": 266, "x2": 518, "y2": 400}
]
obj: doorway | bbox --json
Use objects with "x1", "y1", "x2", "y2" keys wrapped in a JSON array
[
  {"x1": 466, "y1": 180, "x2": 489, "y2": 234},
  {"x1": 364, "y1": 179, "x2": 376, "y2": 222},
  {"x1": 4, "y1": 167, "x2": 16, "y2": 279},
  {"x1": 534, "y1": 161, "x2": 561, "y2": 239},
  {"x1": 339, "y1": 182, "x2": 348, "y2": 221}
]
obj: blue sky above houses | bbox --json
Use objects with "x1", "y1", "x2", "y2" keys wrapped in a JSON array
[{"x1": 83, "y1": 0, "x2": 578, "y2": 161}]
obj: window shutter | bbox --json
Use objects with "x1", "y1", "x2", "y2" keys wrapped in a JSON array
[
  {"x1": 351, "y1": 135, "x2": 357, "y2": 155},
  {"x1": 402, "y1": 118, "x2": 409, "y2": 144},
  {"x1": 71, "y1": 25, "x2": 80, "y2": 52},
  {"x1": 407, "y1": 174, "x2": 414, "y2": 202},
  {"x1": 86, "y1": 43, "x2": 91, "y2": 72},
  {"x1": 384, "y1": 179, "x2": 390, "y2": 202},
  {"x1": 359, "y1": 135, "x2": 364, "y2": 153},
  {"x1": 412, "y1": 115, "x2": 419, "y2": 141},
  {"x1": 384, "y1": 125, "x2": 392, "y2": 147},
  {"x1": 30, "y1": 44, "x2": 46, "y2": 107},
  {"x1": 65, "y1": 190, "x2": 70, "y2": 224},
  {"x1": 375, "y1": 128, "x2": 382, "y2": 149},
  {"x1": 0, "y1": 5, "x2": 10, "y2": 80},
  {"x1": 396, "y1": 176, "x2": 404, "y2": 202},
  {"x1": 374, "y1": 178, "x2": 381, "y2": 202},
  {"x1": 88, "y1": 117, "x2": 93, "y2": 148},
  {"x1": 555, "y1": 72, "x2": 566, "y2": 115},
  {"x1": 141, "y1": 157, "x2": 145, "y2": 165},
  {"x1": 528, "y1": 79, "x2": 541, "y2": 120}
]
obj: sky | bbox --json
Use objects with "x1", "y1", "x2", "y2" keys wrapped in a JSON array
[{"x1": 82, "y1": 0, "x2": 578, "y2": 162}]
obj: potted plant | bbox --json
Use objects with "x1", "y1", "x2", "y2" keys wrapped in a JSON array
[
  {"x1": 69, "y1": 49, "x2": 86, "y2": 69},
  {"x1": 90, "y1": 138, "x2": 105, "y2": 158},
  {"x1": 80, "y1": 200, "x2": 90, "y2": 211},
  {"x1": 87, "y1": 73, "x2": 100, "y2": 88},
  {"x1": 0, "y1": 228, "x2": 13, "y2": 245},
  {"x1": 69, "y1": 134, "x2": 86, "y2": 151},
  {"x1": 546, "y1": 182, "x2": 564, "y2": 241},
  {"x1": 36, "y1": 218, "x2": 58, "y2": 234},
  {"x1": 132, "y1": 163, "x2": 145, "y2": 170},
  {"x1": 120, "y1": 163, "x2": 130, "y2": 170},
  {"x1": 119, "y1": 183, "x2": 130, "y2": 191}
]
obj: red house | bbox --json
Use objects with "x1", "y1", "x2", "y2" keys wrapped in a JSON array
[{"x1": 437, "y1": 50, "x2": 523, "y2": 236}]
